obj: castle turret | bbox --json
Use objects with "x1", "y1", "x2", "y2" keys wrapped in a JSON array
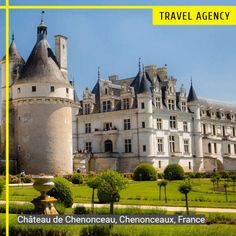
[
  {"x1": 187, "y1": 80, "x2": 204, "y2": 171},
  {"x1": 12, "y1": 16, "x2": 73, "y2": 174}
]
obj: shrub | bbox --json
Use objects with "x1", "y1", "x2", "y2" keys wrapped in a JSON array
[
  {"x1": 0, "y1": 203, "x2": 34, "y2": 214},
  {"x1": 21, "y1": 175, "x2": 32, "y2": 183},
  {"x1": 71, "y1": 173, "x2": 83, "y2": 184},
  {"x1": 133, "y1": 163, "x2": 157, "y2": 181},
  {"x1": 54, "y1": 202, "x2": 66, "y2": 214},
  {"x1": 0, "y1": 178, "x2": 4, "y2": 196},
  {"x1": 80, "y1": 225, "x2": 111, "y2": 236},
  {"x1": 74, "y1": 206, "x2": 90, "y2": 214},
  {"x1": 164, "y1": 164, "x2": 184, "y2": 180},
  {"x1": 47, "y1": 177, "x2": 73, "y2": 208}
]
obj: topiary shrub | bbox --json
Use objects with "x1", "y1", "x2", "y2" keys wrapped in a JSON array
[
  {"x1": 74, "y1": 206, "x2": 90, "y2": 214},
  {"x1": 164, "y1": 164, "x2": 184, "y2": 180},
  {"x1": 71, "y1": 173, "x2": 83, "y2": 184},
  {"x1": 133, "y1": 163, "x2": 157, "y2": 181},
  {"x1": 0, "y1": 178, "x2": 4, "y2": 196},
  {"x1": 47, "y1": 177, "x2": 73, "y2": 208}
]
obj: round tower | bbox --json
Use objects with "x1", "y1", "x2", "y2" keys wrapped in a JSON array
[
  {"x1": 12, "y1": 18, "x2": 73, "y2": 175},
  {"x1": 187, "y1": 81, "x2": 204, "y2": 171}
]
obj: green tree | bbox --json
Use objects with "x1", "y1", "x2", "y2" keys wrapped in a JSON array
[
  {"x1": 97, "y1": 170, "x2": 127, "y2": 214},
  {"x1": 211, "y1": 177, "x2": 217, "y2": 191},
  {"x1": 157, "y1": 180, "x2": 168, "y2": 203},
  {"x1": 230, "y1": 174, "x2": 236, "y2": 192},
  {"x1": 215, "y1": 175, "x2": 221, "y2": 189},
  {"x1": 178, "y1": 183, "x2": 192, "y2": 215},
  {"x1": 224, "y1": 183, "x2": 228, "y2": 202},
  {"x1": 87, "y1": 176, "x2": 100, "y2": 213}
]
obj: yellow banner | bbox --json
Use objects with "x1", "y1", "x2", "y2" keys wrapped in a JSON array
[{"x1": 153, "y1": 6, "x2": 236, "y2": 25}]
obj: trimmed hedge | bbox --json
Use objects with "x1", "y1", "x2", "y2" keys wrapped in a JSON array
[
  {"x1": 164, "y1": 164, "x2": 184, "y2": 180},
  {"x1": 133, "y1": 163, "x2": 157, "y2": 181},
  {"x1": 71, "y1": 173, "x2": 83, "y2": 184},
  {"x1": 80, "y1": 225, "x2": 110, "y2": 236},
  {"x1": 48, "y1": 177, "x2": 73, "y2": 208}
]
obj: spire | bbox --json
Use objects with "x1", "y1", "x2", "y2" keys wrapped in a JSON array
[
  {"x1": 12, "y1": 32, "x2": 15, "y2": 41},
  {"x1": 98, "y1": 66, "x2": 100, "y2": 80},
  {"x1": 37, "y1": 11, "x2": 47, "y2": 42},
  {"x1": 187, "y1": 78, "x2": 198, "y2": 102},
  {"x1": 138, "y1": 57, "x2": 141, "y2": 72}
]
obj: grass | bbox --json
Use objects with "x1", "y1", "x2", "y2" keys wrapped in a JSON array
[
  {"x1": 5, "y1": 178, "x2": 236, "y2": 208},
  {"x1": 0, "y1": 214, "x2": 235, "y2": 236}
]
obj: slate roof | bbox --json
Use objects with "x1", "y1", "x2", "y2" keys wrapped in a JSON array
[
  {"x1": 199, "y1": 98, "x2": 236, "y2": 113},
  {"x1": 187, "y1": 83, "x2": 198, "y2": 102},
  {"x1": 137, "y1": 71, "x2": 152, "y2": 94}
]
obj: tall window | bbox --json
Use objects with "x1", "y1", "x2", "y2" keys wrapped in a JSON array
[
  {"x1": 184, "y1": 139, "x2": 189, "y2": 154},
  {"x1": 104, "y1": 122, "x2": 112, "y2": 131},
  {"x1": 188, "y1": 162, "x2": 191, "y2": 170},
  {"x1": 141, "y1": 102, "x2": 145, "y2": 109},
  {"x1": 208, "y1": 143, "x2": 212, "y2": 153},
  {"x1": 181, "y1": 101, "x2": 187, "y2": 111},
  {"x1": 102, "y1": 101, "x2": 111, "y2": 112},
  {"x1": 143, "y1": 145, "x2": 146, "y2": 152},
  {"x1": 85, "y1": 123, "x2": 91, "y2": 133},
  {"x1": 169, "y1": 136, "x2": 175, "y2": 153},
  {"x1": 214, "y1": 143, "x2": 217, "y2": 154},
  {"x1": 170, "y1": 116, "x2": 177, "y2": 129},
  {"x1": 157, "y1": 138, "x2": 163, "y2": 153},
  {"x1": 142, "y1": 121, "x2": 145, "y2": 128},
  {"x1": 125, "y1": 139, "x2": 132, "y2": 153},
  {"x1": 85, "y1": 142, "x2": 92, "y2": 152},
  {"x1": 124, "y1": 119, "x2": 131, "y2": 130},
  {"x1": 155, "y1": 97, "x2": 161, "y2": 109},
  {"x1": 228, "y1": 144, "x2": 231, "y2": 154},
  {"x1": 212, "y1": 125, "x2": 216, "y2": 136},
  {"x1": 158, "y1": 161, "x2": 161, "y2": 168},
  {"x1": 222, "y1": 126, "x2": 225, "y2": 136},
  {"x1": 168, "y1": 99, "x2": 175, "y2": 110},
  {"x1": 203, "y1": 124, "x2": 206, "y2": 134},
  {"x1": 233, "y1": 127, "x2": 235, "y2": 137},
  {"x1": 84, "y1": 103, "x2": 91, "y2": 115},
  {"x1": 156, "y1": 118, "x2": 162, "y2": 130},
  {"x1": 183, "y1": 121, "x2": 188, "y2": 132},
  {"x1": 123, "y1": 98, "x2": 130, "y2": 110},
  {"x1": 234, "y1": 144, "x2": 236, "y2": 154}
]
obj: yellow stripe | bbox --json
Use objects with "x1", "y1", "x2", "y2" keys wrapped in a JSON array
[{"x1": 5, "y1": 1, "x2": 9, "y2": 236}]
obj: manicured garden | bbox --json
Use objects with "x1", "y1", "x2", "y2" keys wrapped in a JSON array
[{"x1": 4, "y1": 178, "x2": 236, "y2": 208}]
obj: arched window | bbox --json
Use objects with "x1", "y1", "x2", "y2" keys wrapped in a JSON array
[{"x1": 104, "y1": 140, "x2": 113, "y2": 152}]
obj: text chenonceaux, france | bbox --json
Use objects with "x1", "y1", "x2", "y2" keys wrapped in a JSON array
[
  {"x1": 159, "y1": 11, "x2": 230, "y2": 21},
  {"x1": 17, "y1": 215, "x2": 206, "y2": 225}
]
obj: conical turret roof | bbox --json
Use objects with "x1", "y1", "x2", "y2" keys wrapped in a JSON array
[
  {"x1": 187, "y1": 81, "x2": 198, "y2": 102},
  {"x1": 15, "y1": 20, "x2": 70, "y2": 86}
]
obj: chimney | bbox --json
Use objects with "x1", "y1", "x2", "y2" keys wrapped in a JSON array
[
  {"x1": 109, "y1": 75, "x2": 119, "y2": 82},
  {"x1": 54, "y1": 35, "x2": 68, "y2": 79}
]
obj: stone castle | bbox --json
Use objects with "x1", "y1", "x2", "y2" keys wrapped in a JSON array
[{"x1": 1, "y1": 18, "x2": 236, "y2": 174}]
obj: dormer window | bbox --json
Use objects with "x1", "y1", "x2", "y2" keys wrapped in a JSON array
[
  {"x1": 181, "y1": 101, "x2": 187, "y2": 111},
  {"x1": 168, "y1": 99, "x2": 175, "y2": 110},
  {"x1": 123, "y1": 98, "x2": 130, "y2": 110},
  {"x1": 66, "y1": 88, "x2": 69, "y2": 94},
  {"x1": 155, "y1": 97, "x2": 161, "y2": 109},
  {"x1": 32, "y1": 86, "x2": 36, "y2": 92},
  {"x1": 105, "y1": 88, "x2": 108, "y2": 95},
  {"x1": 102, "y1": 101, "x2": 111, "y2": 112},
  {"x1": 84, "y1": 103, "x2": 91, "y2": 115}
]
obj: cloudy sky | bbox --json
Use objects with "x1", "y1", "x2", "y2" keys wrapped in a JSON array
[{"x1": 0, "y1": 4, "x2": 235, "y2": 102}]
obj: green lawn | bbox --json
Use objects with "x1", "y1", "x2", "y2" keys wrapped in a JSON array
[
  {"x1": 5, "y1": 179, "x2": 236, "y2": 208},
  {"x1": 0, "y1": 214, "x2": 235, "y2": 236}
]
